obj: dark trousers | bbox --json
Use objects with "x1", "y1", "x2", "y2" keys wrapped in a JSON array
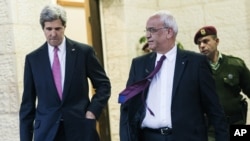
[
  {"x1": 54, "y1": 121, "x2": 100, "y2": 141},
  {"x1": 140, "y1": 128, "x2": 173, "y2": 141},
  {"x1": 54, "y1": 121, "x2": 66, "y2": 141}
]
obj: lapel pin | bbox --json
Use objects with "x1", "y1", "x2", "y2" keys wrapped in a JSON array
[{"x1": 72, "y1": 48, "x2": 75, "y2": 51}]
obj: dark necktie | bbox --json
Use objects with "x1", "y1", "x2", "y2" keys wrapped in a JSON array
[
  {"x1": 118, "y1": 55, "x2": 166, "y2": 104},
  {"x1": 52, "y1": 47, "x2": 63, "y2": 100}
]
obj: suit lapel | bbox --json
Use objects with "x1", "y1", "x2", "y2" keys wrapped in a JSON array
[
  {"x1": 39, "y1": 44, "x2": 52, "y2": 75},
  {"x1": 172, "y1": 49, "x2": 188, "y2": 97},
  {"x1": 37, "y1": 43, "x2": 62, "y2": 101},
  {"x1": 62, "y1": 38, "x2": 77, "y2": 100},
  {"x1": 145, "y1": 53, "x2": 157, "y2": 77}
]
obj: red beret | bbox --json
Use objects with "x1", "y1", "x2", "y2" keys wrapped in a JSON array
[{"x1": 194, "y1": 26, "x2": 217, "y2": 44}]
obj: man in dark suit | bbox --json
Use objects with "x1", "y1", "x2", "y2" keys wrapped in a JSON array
[
  {"x1": 119, "y1": 10, "x2": 229, "y2": 141},
  {"x1": 19, "y1": 4, "x2": 111, "y2": 141}
]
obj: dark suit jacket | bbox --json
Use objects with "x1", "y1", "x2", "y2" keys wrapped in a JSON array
[
  {"x1": 19, "y1": 38, "x2": 111, "y2": 141},
  {"x1": 119, "y1": 48, "x2": 229, "y2": 141}
]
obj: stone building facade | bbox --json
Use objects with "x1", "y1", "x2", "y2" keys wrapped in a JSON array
[{"x1": 0, "y1": 0, "x2": 250, "y2": 140}]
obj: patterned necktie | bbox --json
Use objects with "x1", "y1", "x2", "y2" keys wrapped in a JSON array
[
  {"x1": 52, "y1": 47, "x2": 62, "y2": 100},
  {"x1": 118, "y1": 55, "x2": 166, "y2": 104}
]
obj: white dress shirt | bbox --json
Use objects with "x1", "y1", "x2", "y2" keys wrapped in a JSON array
[{"x1": 141, "y1": 45, "x2": 177, "y2": 129}]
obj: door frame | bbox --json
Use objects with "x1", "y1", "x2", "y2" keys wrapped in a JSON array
[{"x1": 57, "y1": 0, "x2": 111, "y2": 140}]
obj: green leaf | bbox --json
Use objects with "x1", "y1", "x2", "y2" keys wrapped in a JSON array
[{"x1": 139, "y1": 36, "x2": 146, "y2": 44}]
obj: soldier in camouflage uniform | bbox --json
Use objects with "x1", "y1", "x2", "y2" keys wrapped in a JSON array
[{"x1": 194, "y1": 26, "x2": 250, "y2": 141}]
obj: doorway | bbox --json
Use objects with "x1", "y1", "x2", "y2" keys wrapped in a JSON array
[{"x1": 57, "y1": 0, "x2": 111, "y2": 140}]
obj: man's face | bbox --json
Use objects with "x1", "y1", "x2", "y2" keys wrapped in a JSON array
[
  {"x1": 43, "y1": 19, "x2": 65, "y2": 47},
  {"x1": 145, "y1": 15, "x2": 168, "y2": 52},
  {"x1": 197, "y1": 35, "x2": 219, "y2": 57}
]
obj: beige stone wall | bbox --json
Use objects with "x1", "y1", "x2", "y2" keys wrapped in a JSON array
[
  {"x1": 0, "y1": 0, "x2": 52, "y2": 140},
  {"x1": 100, "y1": 0, "x2": 250, "y2": 141}
]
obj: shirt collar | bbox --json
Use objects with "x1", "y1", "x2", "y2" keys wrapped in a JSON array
[
  {"x1": 156, "y1": 44, "x2": 177, "y2": 62},
  {"x1": 210, "y1": 52, "x2": 222, "y2": 70}
]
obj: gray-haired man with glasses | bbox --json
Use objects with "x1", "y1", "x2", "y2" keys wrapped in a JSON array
[{"x1": 119, "y1": 10, "x2": 229, "y2": 141}]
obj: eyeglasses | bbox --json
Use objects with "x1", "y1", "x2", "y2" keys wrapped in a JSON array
[{"x1": 145, "y1": 27, "x2": 168, "y2": 34}]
